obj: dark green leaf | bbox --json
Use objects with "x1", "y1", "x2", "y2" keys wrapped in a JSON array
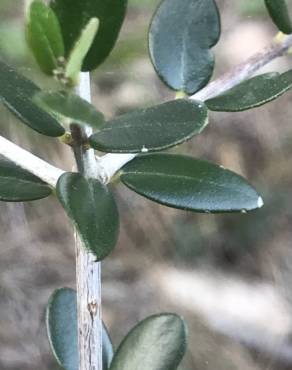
[
  {"x1": 0, "y1": 156, "x2": 52, "y2": 201},
  {"x1": 103, "y1": 322, "x2": 114, "y2": 370},
  {"x1": 110, "y1": 314, "x2": 187, "y2": 370},
  {"x1": 149, "y1": 0, "x2": 220, "y2": 95},
  {"x1": 56, "y1": 173, "x2": 119, "y2": 260},
  {"x1": 34, "y1": 91, "x2": 104, "y2": 129},
  {"x1": 65, "y1": 18, "x2": 99, "y2": 85},
  {"x1": 0, "y1": 60, "x2": 65, "y2": 137},
  {"x1": 264, "y1": 0, "x2": 292, "y2": 34},
  {"x1": 206, "y1": 71, "x2": 292, "y2": 112},
  {"x1": 26, "y1": 0, "x2": 65, "y2": 74},
  {"x1": 46, "y1": 288, "x2": 78, "y2": 370},
  {"x1": 89, "y1": 99, "x2": 208, "y2": 153},
  {"x1": 50, "y1": 0, "x2": 128, "y2": 71},
  {"x1": 121, "y1": 154, "x2": 263, "y2": 213},
  {"x1": 46, "y1": 287, "x2": 114, "y2": 370}
]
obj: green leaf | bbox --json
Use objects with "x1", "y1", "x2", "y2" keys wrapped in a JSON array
[
  {"x1": 89, "y1": 99, "x2": 208, "y2": 153},
  {"x1": 46, "y1": 288, "x2": 78, "y2": 370},
  {"x1": 110, "y1": 314, "x2": 187, "y2": 370},
  {"x1": 0, "y1": 156, "x2": 52, "y2": 202},
  {"x1": 46, "y1": 287, "x2": 114, "y2": 370},
  {"x1": 34, "y1": 91, "x2": 104, "y2": 129},
  {"x1": 264, "y1": 0, "x2": 292, "y2": 34},
  {"x1": 0, "y1": 60, "x2": 65, "y2": 137},
  {"x1": 50, "y1": 0, "x2": 128, "y2": 71},
  {"x1": 121, "y1": 154, "x2": 263, "y2": 213},
  {"x1": 56, "y1": 173, "x2": 119, "y2": 260},
  {"x1": 26, "y1": 0, "x2": 65, "y2": 75},
  {"x1": 103, "y1": 323, "x2": 114, "y2": 370},
  {"x1": 149, "y1": 0, "x2": 220, "y2": 95},
  {"x1": 65, "y1": 18, "x2": 99, "y2": 85},
  {"x1": 205, "y1": 71, "x2": 292, "y2": 112}
]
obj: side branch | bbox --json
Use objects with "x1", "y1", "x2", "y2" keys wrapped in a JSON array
[
  {"x1": 96, "y1": 34, "x2": 292, "y2": 182},
  {"x1": 0, "y1": 135, "x2": 64, "y2": 187},
  {"x1": 191, "y1": 34, "x2": 292, "y2": 101}
]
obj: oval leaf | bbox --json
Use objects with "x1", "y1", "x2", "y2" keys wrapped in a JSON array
[
  {"x1": 110, "y1": 314, "x2": 187, "y2": 370},
  {"x1": 26, "y1": 0, "x2": 65, "y2": 75},
  {"x1": 89, "y1": 99, "x2": 208, "y2": 153},
  {"x1": 50, "y1": 0, "x2": 127, "y2": 71},
  {"x1": 0, "y1": 156, "x2": 52, "y2": 201},
  {"x1": 65, "y1": 18, "x2": 99, "y2": 85},
  {"x1": 206, "y1": 71, "x2": 292, "y2": 112},
  {"x1": 56, "y1": 173, "x2": 119, "y2": 260},
  {"x1": 34, "y1": 91, "x2": 104, "y2": 129},
  {"x1": 0, "y1": 60, "x2": 65, "y2": 137},
  {"x1": 121, "y1": 154, "x2": 263, "y2": 213},
  {"x1": 149, "y1": 0, "x2": 220, "y2": 95},
  {"x1": 46, "y1": 287, "x2": 113, "y2": 370},
  {"x1": 264, "y1": 0, "x2": 292, "y2": 34},
  {"x1": 46, "y1": 288, "x2": 78, "y2": 370}
]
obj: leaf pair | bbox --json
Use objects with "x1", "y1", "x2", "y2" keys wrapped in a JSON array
[
  {"x1": 26, "y1": 0, "x2": 128, "y2": 76},
  {"x1": 47, "y1": 288, "x2": 186, "y2": 370}
]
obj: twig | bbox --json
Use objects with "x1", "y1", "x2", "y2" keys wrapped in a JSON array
[
  {"x1": 96, "y1": 34, "x2": 292, "y2": 181},
  {"x1": 1, "y1": 34, "x2": 292, "y2": 185},
  {"x1": 72, "y1": 73, "x2": 103, "y2": 370},
  {"x1": 190, "y1": 34, "x2": 292, "y2": 101},
  {"x1": 0, "y1": 136, "x2": 64, "y2": 187}
]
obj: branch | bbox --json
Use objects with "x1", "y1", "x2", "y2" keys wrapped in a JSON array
[
  {"x1": 1, "y1": 34, "x2": 291, "y2": 187},
  {"x1": 95, "y1": 34, "x2": 292, "y2": 182},
  {"x1": 190, "y1": 33, "x2": 292, "y2": 101},
  {"x1": 72, "y1": 73, "x2": 103, "y2": 370},
  {"x1": 0, "y1": 135, "x2": 64, "y2": 187}
]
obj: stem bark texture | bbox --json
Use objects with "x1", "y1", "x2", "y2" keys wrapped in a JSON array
[{"x1": 73, "y1": 73, "x2": 102, "y2": 370}]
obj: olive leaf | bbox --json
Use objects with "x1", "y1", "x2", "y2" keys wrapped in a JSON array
[{"x1": 149, "y1": 0, "x2": 220, "y2": 95}]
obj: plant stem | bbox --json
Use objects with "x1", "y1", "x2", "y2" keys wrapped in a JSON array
[
  {"x1": 72, "y1": 73, "x2": 102, "y2": 370},
  {"x1": 0, "y1": 136, "x2": 64, "y2": 187},
  {"x1": 95, "y1": 34, "x2": 292, "y2": 181},
  {"x1": 190, "y1": 33, "x2": 292, "y2": 101},
  {"x1": 1, "y1": 34, "x2": 292, "y2": 186}
]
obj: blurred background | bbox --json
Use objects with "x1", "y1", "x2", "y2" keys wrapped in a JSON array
[{"x1": 1, "y1": 0, "x2": 292, "y2": 369}]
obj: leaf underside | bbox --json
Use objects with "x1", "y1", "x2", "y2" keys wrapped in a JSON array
[
  {"x1": 149, "y1": 0, "x2": 220, "y2": 95},
  {"x1": 121, "y1": 154, "x2": 263, "y2": 213},
  {"x1": 206, "y1": 70, "x2": 292, "y2": 112},
  {"x1": 110, "y1": 314, "x2": 187, "y2": 370},
  {"x1": 34, "y1": 90, "x2": 104, "y2": 129},
  {"x1": 89, "y1": 99, "x2": 208, "y2": 153},
  {"x1": 0, "y1": 60, "x2": 65, "y2": 137}
]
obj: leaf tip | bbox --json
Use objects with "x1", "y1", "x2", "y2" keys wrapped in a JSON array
[{"x1": 257, "y1": 196, "x2": 264, "y2": 209}]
